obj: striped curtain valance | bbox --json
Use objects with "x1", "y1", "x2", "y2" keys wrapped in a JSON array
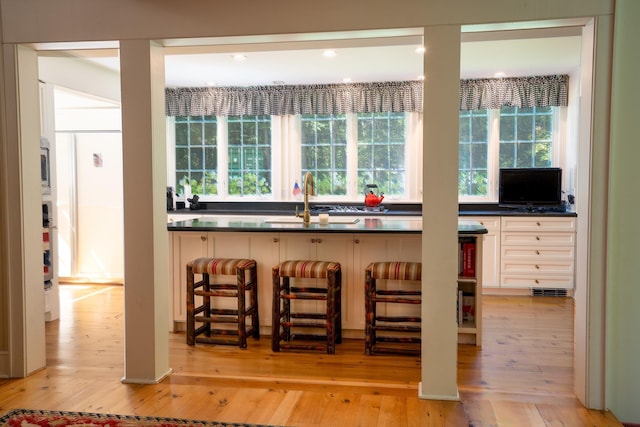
[
  {"x1": 459, "y1": 74, "x2": 569, "y2": 110},
  {"x1": 165, "y1": 81, "x2": 423, "y2": 117}
]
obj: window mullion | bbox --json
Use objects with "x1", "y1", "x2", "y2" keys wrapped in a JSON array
[
  {"x1": 488, "y1": 109, "x2": 501, "y2": 201},
  {"x1": 346, "y1": 113, "x2": 358, "y2": 199},
  {"x1": 218, "y1": 116, "x2": 229, "y2": 198}
]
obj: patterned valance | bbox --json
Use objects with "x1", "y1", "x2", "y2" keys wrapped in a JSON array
[
  {"x1": 459, "y1": 74, "x2": 569, "y2": 110},
  {"x1": 165, "y1": 75, "x2": 568, "y2": 116},
  {"x1": 165, "y1": 81, "x2": 423, "y2": 117}
]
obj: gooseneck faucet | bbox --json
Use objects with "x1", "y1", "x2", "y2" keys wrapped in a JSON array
[{"x1": 295, "y1": 172, "x2": 315, "y2": 226}]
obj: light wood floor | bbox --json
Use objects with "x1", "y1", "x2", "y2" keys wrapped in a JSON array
[{"x1": 0, "y1": 284, "x2": 622, "y2": 426}]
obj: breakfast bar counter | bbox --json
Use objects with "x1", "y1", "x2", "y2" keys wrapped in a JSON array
[{"x1": 167, "y1": 215, "x2": 488, "y2": 235}]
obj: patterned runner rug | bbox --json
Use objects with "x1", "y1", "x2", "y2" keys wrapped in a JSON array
[{"x1": 0, "y1": 409, "x2": 282, "y2": 427}]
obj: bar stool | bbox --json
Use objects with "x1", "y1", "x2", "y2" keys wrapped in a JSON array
[
  {"x1": 272, "y1": 260, "x2": 342, "y2": 354},
  {"x1": 365, "y1": 261, "x2": 422, "y2": 356},
  {"x1": 186, "y1": 257, "x2": 259, "y2": 349}
]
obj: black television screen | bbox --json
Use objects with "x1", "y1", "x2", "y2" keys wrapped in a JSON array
[{"x1": 499, "y1": 168, "x2": 562, "y2": 209}]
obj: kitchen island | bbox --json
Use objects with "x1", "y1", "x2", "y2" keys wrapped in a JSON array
[{"x1": 168, "y1": 216, "x2": 487, "y2": 345}]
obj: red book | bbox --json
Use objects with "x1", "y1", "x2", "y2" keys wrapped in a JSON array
[{"x1": 462, "y1": 242, "x2": 476, "y2": 277}]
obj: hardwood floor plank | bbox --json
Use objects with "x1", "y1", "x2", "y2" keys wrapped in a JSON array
[{"x1": 0, "y1": 284, "x2": 623, "y2": 426}]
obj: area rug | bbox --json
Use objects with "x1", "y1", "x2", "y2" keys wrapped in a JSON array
[{"x1": 0, "y1": 409, "x2": 281, "y2": 427}]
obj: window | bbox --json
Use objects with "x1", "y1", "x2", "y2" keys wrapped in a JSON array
[
  {"x1": 499, "y1": 106, "x2": 553, "y2": 168},
  {"x1": 301, "y1": 114, "x2": 347, "y2": 195},
  {"x1": 174, "y1": 115, "x2": 218, "y2": 195},
  {"x1": 171, "y1": 112, "x2": 417, "y2": 201},
  {"x1": 458, "y1": 106, "x2": 558, "y2": 201},
  {"x1": 458, "y1": 110, "x2": 489, "y2": 197},
  {"x1": 357, "y1": 112, "x2": 406, "y2": 195},
  {"x1": 227, "y1": 115, "x2": 272, "y2": 196}
]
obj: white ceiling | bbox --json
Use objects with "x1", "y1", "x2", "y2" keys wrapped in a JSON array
[{"x1": 43, "y1": 26, "x2": 584, "y2": 111}]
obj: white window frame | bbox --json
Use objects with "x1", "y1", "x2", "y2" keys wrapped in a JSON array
[
  {"x1": 167, "y1": 112, "x2": 423, "y2": 203},
  {"x1": 458, "y1": 107, "x2": 565, "y2": 204}
]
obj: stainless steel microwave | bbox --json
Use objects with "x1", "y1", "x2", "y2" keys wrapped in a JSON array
[{"x1": 40, "y1": 137, "x2": 51, "y2": 195}]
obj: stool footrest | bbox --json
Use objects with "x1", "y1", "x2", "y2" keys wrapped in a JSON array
[
  {"x1": 281, "y1": 294, "x2": 329, "y2": 301},
  {"x1": 291, "y1": 312, "x2": 328, "y2": 320},
  {"x1": 195, "y1": 315, "x2": 240, "y2": 324},
  {"x1": 376, "y1": 315, "x2": 421, "y2": 323},
  {"x1": 376, "y1": 290, "x2": 421, "y2": 296},
  {"x1": 374, "y1": 325, "x2": 421, "y2": 333},
  {"x1": 373, "y1": 297, "x2": 421, "y2": 304},
  {"x1": 290, "y1": 286, "x2": 328, "y2": 294},
  {"x1": 195, "y1": 290, "x2": 240, "y2": 298},
  {"x1": 281, "y1": 321, "x2": 327, "y2": 329}
]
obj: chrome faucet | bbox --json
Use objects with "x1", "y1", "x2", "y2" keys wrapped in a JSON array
[{"x1": 295, "y1": 172, "x2": 315, "y2": 226}]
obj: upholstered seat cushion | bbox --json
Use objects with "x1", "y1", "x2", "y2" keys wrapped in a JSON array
[
  {"x1": 276, "y1": 260, "x2": 341, "y2": 279},
  {"x1": 189, "y1": 258, "x2": 256, "y2": 275},
  {"x1": 366, "y1": 262, "x2": 421, "y2": 281}
]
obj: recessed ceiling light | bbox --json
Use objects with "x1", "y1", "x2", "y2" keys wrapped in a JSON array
[
  {"x1": 343, "y1": 77, "x2": 352, "y2": 83},
  {"x1": 417, "y1": 75, "x2": 425, "y2": 81},
  {"x1": 415, "y1": 46, "x2": 426, "y2": 54},
  {"x1": 232, "y1": 54, "x2": 248, "y2": 61},
  {"x1": 494, "y1": 72, "x2": 506, "y2": 78},
  {"x1": 205, "y1": 81, "x2": 216, "y2": 87},
  {"x1": 323, "y1": 50, "x2": 337, "y2": 58},
  {"x1": 272, "y1": 80, "x2": 285, "y2": 85}
]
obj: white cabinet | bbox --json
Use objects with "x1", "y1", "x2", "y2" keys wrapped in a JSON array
[
  {"x1": 170, "y1": 231, "x2": 211, "y2": 330},
  {"x1": 500, "y1": 217, "x2": 576, "y2": 290},
  {"x1": 463, "y1": 216, "x2": 500, "y2": 289},
  {"x1": 278, "y1": 233, "x2": 355, "y2": 330}
]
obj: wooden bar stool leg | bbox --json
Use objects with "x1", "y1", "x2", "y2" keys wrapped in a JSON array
[
  {"x1": 186, "y1": 264, "x2": 196, "y2": 346},
  {"x1": 364, "y1": 269, "x2": 375, "y2": 355},
  {"x1": 237, "y1": 267, "x2": 247, "y2": 349},
  {"x1": 203, "y1": 273, "x2": 211, "y2": 337},
  {"x1": 326, "y1": 269, "x2": 337, "y2": 355},
  {"x1": 250, "y1": 265, "x2": 260, "y2": 339},
  {"x1": 271, "y1": 266, "x2": 281, "y2": 352}
]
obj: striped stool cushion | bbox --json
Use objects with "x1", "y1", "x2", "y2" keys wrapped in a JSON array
[
  {"x1": 189, "y1": 258, "x2": 256, "y2": 275},
  {"x1": 277, "y1": 260, "x2": 340, "y2": 279},
  {"x1": 366, "y1": 262, "x2": 421, "y2": 281}
]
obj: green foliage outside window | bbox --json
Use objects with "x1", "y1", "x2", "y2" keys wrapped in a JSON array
[
  {"x1": 459, "y1": 110, "x2": 489, "y2": 196},
  {"x1": 458, "y1": 106, "x2": 554, "y2": 198},
  {"x1": 301, "y1": 114, "x2": 347, "y2": 195},
  {"x1": 357, "y1": 112, "x2": 406, "y2": 195},
  {"x1": 499, "y1": 106, "x2": 552, "y2": 168},
  {"x1": 227, "y1": 115, "x2": 272, "y2": 196},
  {"x1": 175, "y1": 115, "x2": 218, "y2": 196}
]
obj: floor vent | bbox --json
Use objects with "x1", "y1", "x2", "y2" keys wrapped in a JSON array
[{"x1": 531, "y1": 288, "x2": 568, "y2": 297}]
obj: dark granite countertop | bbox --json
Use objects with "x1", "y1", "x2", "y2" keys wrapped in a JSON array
[
  {"x1": 167, "y1": 215, "x2": 487, "y2": 235},
  {"x1": 168, "y1": 202, "x2": 576, "y2": 218}
]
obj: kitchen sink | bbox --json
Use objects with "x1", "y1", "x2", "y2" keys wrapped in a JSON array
[{"x1": 264, "y1": 217, "x2": 360, "y2": 224}]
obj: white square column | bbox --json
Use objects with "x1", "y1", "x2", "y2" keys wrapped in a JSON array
[
  {"x1": 419, "y1": 24, "x2": 461, "y2": 400},
  {"x1": 119, "y1": 39, "x2": 171, "y2": 383}
]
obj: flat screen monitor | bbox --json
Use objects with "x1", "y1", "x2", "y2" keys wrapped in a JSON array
[{"x1": 499, "y1": 168, "x2": 562, "y2": 209}]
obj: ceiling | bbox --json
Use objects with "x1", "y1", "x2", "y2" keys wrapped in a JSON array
[{"x1": 48, "y1": 26, "x2": 582, "y2": 90}]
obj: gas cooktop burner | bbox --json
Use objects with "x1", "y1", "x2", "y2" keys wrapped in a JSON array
[{"x1": 311, "y1": 205, "x2": 387, "y2": 214}]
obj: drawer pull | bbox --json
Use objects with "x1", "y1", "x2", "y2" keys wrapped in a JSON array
[
  {"x1": 200, "y1": 236, "x2": 206, "y2": 242},
  {"x1": 536, "y1": 221, "x2": 541, "y2": 226},
  {"x1": 316, "y1": 238, "x2": 323, "y2": 244},
  {"x1": 536, "y1": 236, "x2": 540, "y2": 240},
  {"x1": 536, "y1": 250, "x2": 540, "y2": 255},
  {"x1": 354, "y1": 239, "x2": 360, "y2": 244},
  {"x1": 535, "y1": 279, "x2": 540, "y2": 284},
  {"x1": 273, "y1": 238, "x2": 279, "y2": 243},
  {"x1": 535, "y1": 264, "x2": 540, "y2": 269}
]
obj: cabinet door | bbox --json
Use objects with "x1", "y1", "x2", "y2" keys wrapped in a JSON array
[
  {"x1": 171, "y1": 232, "x2": 210, "y2": 329},
  {"x1": 463, "y1": 216, "x2": 500, "y2": 288}
]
